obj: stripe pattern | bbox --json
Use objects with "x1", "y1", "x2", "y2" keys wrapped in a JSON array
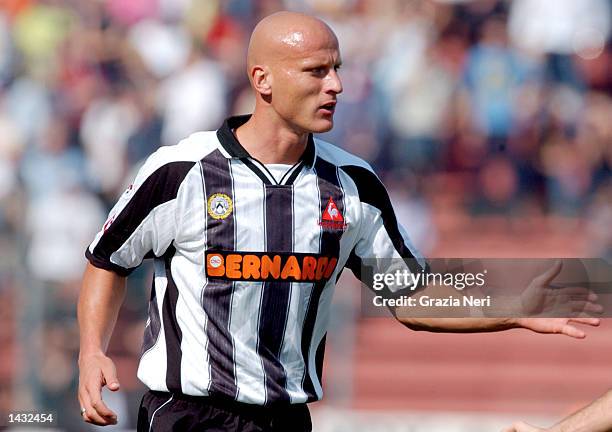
[
  {"x1": 201, "y1": 149, "x2": 238, "y2": 398},
  {"x1": 85, "y1": 116, "x2": 424, "y2": 406}
]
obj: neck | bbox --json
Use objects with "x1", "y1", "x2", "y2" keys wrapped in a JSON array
[{"x1": 235, "y1": 110, "x2": 309, "y2": 165}]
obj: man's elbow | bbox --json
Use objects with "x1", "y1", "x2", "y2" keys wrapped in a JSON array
[{"x1": 395, "y1": 314, "x2": 432, "y2": 332}]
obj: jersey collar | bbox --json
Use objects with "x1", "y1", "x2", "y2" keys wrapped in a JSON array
[{"x1": 216, "y1": 114, "x2": 316, "y2": 169}]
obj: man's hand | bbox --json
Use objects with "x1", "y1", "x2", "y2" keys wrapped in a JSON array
[
  {"x1": 78, "y1": 352, "x2": 120, "y2": 425},
  {"x1": 502, "y1": 421, "x2": 546, "y2": 432},
  {"x1": 515, "y1": 316, "x2": 600, "y2": 339},
  {"x1": 77, "y1": 264, "x2": 126, "y2": 426},
  {"x1": 520, "y1": 261, "x2": 603, "y2": 317}
]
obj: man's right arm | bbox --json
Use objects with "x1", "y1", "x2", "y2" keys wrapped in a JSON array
[{"x1": 77, "y1": 263, "x2": 127, "y2": 426}]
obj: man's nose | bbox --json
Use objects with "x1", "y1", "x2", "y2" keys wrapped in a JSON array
[{"x1": 326, "y1": 70, "x2": 343, "y2": 94}]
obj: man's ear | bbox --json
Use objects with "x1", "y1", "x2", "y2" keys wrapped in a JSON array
[{"x1": 251, "y1": 65, "x2": 272, "y2": 96}]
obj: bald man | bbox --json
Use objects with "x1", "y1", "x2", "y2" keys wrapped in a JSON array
[{"x1": 77, "y1": 11, "x2": 599, "y2": 432}]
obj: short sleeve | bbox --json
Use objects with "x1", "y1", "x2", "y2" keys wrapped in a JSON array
[
  {"x1": 86, "y1": 152, "x2": 196, "y2": 276},
  {"x1": 341, "y1": 165, "x2": 428, "y2": 293}
]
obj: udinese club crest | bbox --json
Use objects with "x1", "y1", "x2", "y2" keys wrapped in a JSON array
[{"x1": 207, "y1": 193, "x2": 233, "y2": 220}]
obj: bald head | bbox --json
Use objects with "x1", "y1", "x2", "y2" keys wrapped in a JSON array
[
  {"x1": 247, "y1": 11, "x2": 338, "y2": 72},
  {"x1": 243, "y1": 11, "x2": 343, "y2": 134}
]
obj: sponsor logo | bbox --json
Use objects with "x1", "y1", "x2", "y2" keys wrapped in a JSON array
[
  {"x1": 318, "y1": 197, "x2": 347, "y2": 231},
  {"x1": 206, "y1": 250, "x2": 338, "y2": 282},
  {"x1": 207, "y1": 193, "x2": 233, "y2": 220},
  {"x1": 208, "y1": 254, "x2": 223, "y2": 268}
]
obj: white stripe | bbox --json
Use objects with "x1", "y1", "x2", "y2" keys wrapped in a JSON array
[
  {"x1": 175, "y1": 253, "x2": 211, "y2": 394},
  {"x1": 228, "y1": 160, "x2": 238, "y2": 396},
  {"x1": 230, "y1": 162, "x2": 267, "y2": 403},
  {"x1": 109, "y1": 200, "x2": 177, "y2": 269},
  {"x1": 280, "y1": 171, "x2": 321, "y2": 402},
  {"x1": 282, "y1": 170, "x2": 323, "y2": 402},
  {"x1": 174, "y1": 162, "x2": 211, "y2": 394},
  {"x1": 148, "y1": 395, "x2": 174, "y2": 432}
]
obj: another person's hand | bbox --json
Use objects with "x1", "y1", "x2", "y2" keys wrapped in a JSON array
[
  {"x1": 78, "y1": 352, "x2": 120, "y2": 425},
  {"x1": 502, "y1": 421, "x2": 546, "y2": 432}
]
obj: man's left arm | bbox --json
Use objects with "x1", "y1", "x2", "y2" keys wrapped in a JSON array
[
  {"x1": 395, "y1": 261, "x2": 600, "y2": 338},
  {"x1": 339, "y1": 165, "x2": 599, "y2": 339},
  {"x1": 395, "y1": 316, "x2": 600, "y2": 339}
]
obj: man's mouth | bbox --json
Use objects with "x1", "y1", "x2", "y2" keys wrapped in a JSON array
[{"x1": 319, "y1": 102, "x2": 336, "y2": 114}]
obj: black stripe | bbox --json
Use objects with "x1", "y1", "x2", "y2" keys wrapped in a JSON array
[
  {"x1": 340, "y1": 165, "x2": 422, "y2": 275},
  {"x1": 301, "y1": 157, "x2": 344, "y2": 401},
  {"x1": 258, "y1": 185, "x2": 293, "y2": 404},
  {"x1": 141, "y1": 272, "x2": 162, "y2": 356},
  {"x1": 88, "y1": 161, "x2": 195, "y2": 275},
  {"x1": 161, "y1": 246, "x2": 182, "y2": 392},
  {"x1": 201, "y1": 150, "x2": 238, "y2": 399},
  {"x1": 345, "y1": 248, "x2": 362, "y2": 281}
]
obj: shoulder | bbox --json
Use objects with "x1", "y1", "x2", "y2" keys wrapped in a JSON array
[
  {"x1": 314, "y1": 138, "x2": 373, "y2": 172},
  {"x1": 137, "y1": 131, "x2": 219, "y2": 180},
  {"x1": 313, "y1": 138, "x2": 390, "y2": 209},
  {"x1": 148, "y1": 131, "x2": 218, "y2": 166},
  {"x1": 314, "y1": 138, "x2": 383, "y2": 190}
]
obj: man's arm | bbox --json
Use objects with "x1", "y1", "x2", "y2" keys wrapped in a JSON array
[
  {"x1": 394, "y1": 262, "x2": 600, "y2": 338},
  {"x1": 397, "y1": 317, "x2": 600, "y2": 339},
  {"x1": 504, "y1": 390, "x2": 612, "y2": 432},
  {"x1": 340, "y1": 167, "x2": 600, "y2": 338},
  {"x1": 77, "y1": 263, "x2": 127, "y2": 426}
]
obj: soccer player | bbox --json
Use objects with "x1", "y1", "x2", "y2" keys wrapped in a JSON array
[
  {"x1": 77, "y1": 11, "x2": 600, "y2": 431},
  {"x1": 504, "y1": 389, "x2": 612, "y2": 432}
]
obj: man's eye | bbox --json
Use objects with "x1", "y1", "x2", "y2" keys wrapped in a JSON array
[{"x1": 310, "y1": 67, "x2": 325, "y2": 75}]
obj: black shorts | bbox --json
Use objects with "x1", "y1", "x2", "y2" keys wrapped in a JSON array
[{"x1": 137, "y1": 391, "x2": 312, "y2": 432}]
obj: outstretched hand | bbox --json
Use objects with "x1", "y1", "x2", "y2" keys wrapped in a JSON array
[
  {"x1": 515, "y1": 260, "x2": 601, "y2": 338},
  {"x1": 520, "y1": 261, "x2": 603, "y2": 317},
  {"x1": 516, "y1": 316, "x2": 600, "y2": 338}
]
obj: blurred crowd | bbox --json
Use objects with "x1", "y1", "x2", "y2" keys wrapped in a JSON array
[{"x1": 0, "y1": 0, "x2": 610, "y2": 429}]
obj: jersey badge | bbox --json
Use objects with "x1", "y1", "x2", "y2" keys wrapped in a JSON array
[
  {"x1": 208, "y1": 193, "x2": 233, "y2": 220},
  {"x1": 319, "y1": 197, "x2": 347, "y2": 231}
]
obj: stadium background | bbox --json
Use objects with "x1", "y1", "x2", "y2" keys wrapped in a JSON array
[{"x1": 0, "y1": 0, "x2": 610, "y2": 430}]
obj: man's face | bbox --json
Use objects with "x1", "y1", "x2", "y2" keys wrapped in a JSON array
[{"x1": 268, "y1": 30, "x2": 343, "y2": 134}]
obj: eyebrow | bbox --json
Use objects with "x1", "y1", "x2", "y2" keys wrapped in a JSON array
[{"x1": 301, "y1": 58, "x2": 343, "y2": 68}]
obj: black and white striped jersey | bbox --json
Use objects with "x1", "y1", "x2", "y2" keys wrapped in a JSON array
[{"x1": 86, "y1": 114, "x2": 425, "y2": 405}]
